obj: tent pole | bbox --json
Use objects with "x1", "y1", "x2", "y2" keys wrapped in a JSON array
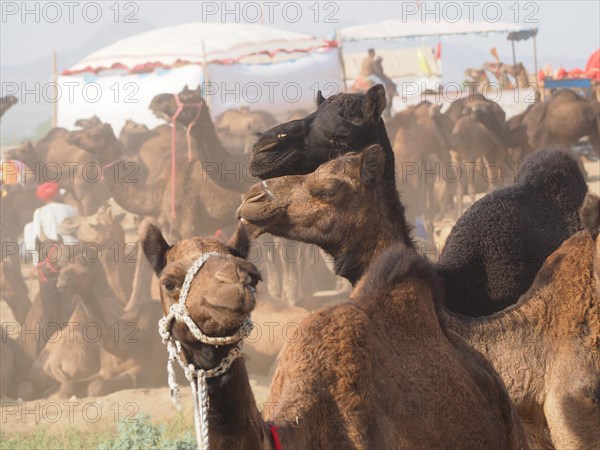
[
  {"x1": 511, "y1": 40, "x2": 517, "y2": 67},
  {"x1": 52, "y1": 50, "x2": 57, "y2": 128},
  {"x1": 201, "y1": 40, "x2": 210, "y2": 107},
  {"x1": 533, "y1": 34, "x2": 540, "y2": 98},
  {"x1": 335, "y1": 29, "x2": 348, "y2": 92}
]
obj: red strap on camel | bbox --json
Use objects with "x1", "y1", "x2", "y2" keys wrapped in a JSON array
[
  {"x1": 170, "y1": 93, "x2": 203, "y2": 221},
  {"x1": 268, "y1": 422, "x2": 282, "y2": 450},
  {"x1": 36, "y1": 244, "x2": 61, "y2": 284}
]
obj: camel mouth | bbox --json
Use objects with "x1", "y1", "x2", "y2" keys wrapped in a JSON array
[
  {"x1": 152, "y1": 110, "x2": 172, "y2": 121},
  {"x1": 253, "y1": 141, "x2": 277, "y2": 154},
  {"x1": 204, "y1": 286, "x2": 256, "y2": 313}
]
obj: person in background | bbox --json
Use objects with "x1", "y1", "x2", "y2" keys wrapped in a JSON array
[
  {"x1": 23, "y1": 181, "x2": 78, "y2": 263},
  {"x1": 361, "y1": 48, "x2": 378, "y2": 79}
]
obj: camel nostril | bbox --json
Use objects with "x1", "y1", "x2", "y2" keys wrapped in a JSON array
[
  {"x1": 254, "y1": 141, "x2": 277, "y2": 154},
  {"x1": 236, "y1": 267, "x2": 252, "y2": 286},
  {"x1": 215, "y1": 270, "x2": 236, "y2": 284}
]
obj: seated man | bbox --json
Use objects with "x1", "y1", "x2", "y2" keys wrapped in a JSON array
[{"x1": 23, "y1": 181, "x2": 78, "y2": 263}]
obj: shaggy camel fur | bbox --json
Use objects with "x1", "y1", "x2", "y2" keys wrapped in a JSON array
[
  {"x1": 142, "y1": 223, "x2": 526, "y2": 449},
  {"x1": 443, "y1": 227, "x2": 600, "y2": 450},
  {"x1": 439, "y1": 149, "x2": 587, "y2": 316},
  {"x1": 238, "y1": 146, "x2": 598, "y2": 449}
]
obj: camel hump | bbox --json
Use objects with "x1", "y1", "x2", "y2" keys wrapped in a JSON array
[
  {"x1": 580, "y1": 192, "x2": 600, "y2": 239},
  {"x1": 517, "y1": 148, "x2": 585, "y2": 189},
  {"x1": 356, "y1": 243, "x2": 443, "y2": 305}
]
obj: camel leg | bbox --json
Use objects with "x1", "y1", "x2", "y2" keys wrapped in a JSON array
[
  {"x1": 56, "y1": 372, "x2": 104, "y2": 398},
  {"x1": 1, "y1": 253, "x2": 31, "y2": 322},
  {"x1": 87, "y1": 371, "x2": 137, "y2": 397},
  {"x1": 544, "y1": 385, "x2": 600, "y2": 449}
]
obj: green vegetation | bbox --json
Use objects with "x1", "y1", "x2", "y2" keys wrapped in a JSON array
[{"x1": 0, "y1": 413, "x2": 195, "y2": 450}]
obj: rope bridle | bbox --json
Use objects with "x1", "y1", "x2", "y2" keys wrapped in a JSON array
[
  {"x1": 170, "y1": 93, "x2": 204, "y2": 224},
  {"x1": 158, "y1": 251, "x2": 254, "y2": 450}
]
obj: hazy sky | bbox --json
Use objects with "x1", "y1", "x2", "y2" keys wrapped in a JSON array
[{"x1": 2, "y1": 1, "x2": 599, "y2": 69}]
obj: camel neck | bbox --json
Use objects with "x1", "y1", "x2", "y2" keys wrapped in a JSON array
[
  {"x1": 188, "y1": 356, "x2": 268, "y2": 448},
  {"x1": 328, "y1": 190, "x2": 413, "y2": 285},
  {"x1": 187, "y1": 110, "x2": 253, "y2": 193},
  {"x1": 98, "y1": 229, "x2": 133, "y2": 306}
]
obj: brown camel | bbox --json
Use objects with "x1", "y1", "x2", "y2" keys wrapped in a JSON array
[
  {"x1": 54, "y1": 252, "x2": 165, "y2": 397},
  {"x1": 0, "y1": 329, "x2": 32, "y2": 398},
  {"x1": 238, "y1": 146, "x2": 598, "y2": 449},
  {"x1": 78, "y1": 107, "x2": 240, "y2": 239},
  {"x1": 74, "y1": 115, "x2": 102, "y2": 129},
  {"x1": 150, "y1": 85, "x2": 257, "y2": 193},
  {"x1": 37, "y1": 124, "x2": 119, "y2": 214},
  {"x1": 215, "y1": 106, "x2": 277, "y2": 154},
  {"x1": 443, "y1": 226, "x2": 600, "y2": 449},
  {"x1": 0, "y1": 95, "x2": 17, "y2": 119},
  {"x1": 438, "y1": 95, "x2": 525, "y2": 216},
  {"x1": 0, "y1": 184, "x2": 41, "y2": 322},
  {"x1": 390, "y1": 101, "x2": 454, "y2": 223},
  {"x1": 59, "y1": 204, "x2": 133, "y2": 305},
  {"x1": 19, "y1": 240, "x2": 75, "y2": 361},
  {"x1": 142, "y1": 222, "x2": 526, "y2": 449},
  {"x1": 20, "y1": 303, "x2": 101, "y2": 400},
  {"x1": 581, "y1": 191, "x2": 600, "y2": 290},
  {"x1": 522, "y1": 89, "x2": 599, "y2": 152}
]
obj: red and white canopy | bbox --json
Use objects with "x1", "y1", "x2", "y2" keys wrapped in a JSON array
[{"x1": 64, "y1": 22, "x2": 336, "y2": 75}]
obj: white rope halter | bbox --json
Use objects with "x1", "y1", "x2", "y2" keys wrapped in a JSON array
[{"x1": 158, "y1": 251, "x2": 254, "y2": 450}]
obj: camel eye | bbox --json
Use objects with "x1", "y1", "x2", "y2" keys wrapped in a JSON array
[
  {"x1": 163, "y1": 280, "x2": 178, "y2": 292},
  {"x1": 313, "y1": 189, "x2": 332, "y2": 198}
]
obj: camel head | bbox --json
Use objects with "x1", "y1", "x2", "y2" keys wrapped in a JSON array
[
  {"x1": 121, "y1": 119, "x2": 149, "y2": 135},
  {"x1": 580, "y1": 191, "x2": 600, "y2": 291},
  {"x1": 149, "y1": 85, "x2": 208, "y2": 126},
  {"x1": 4, "y1": 141, "x2": 36, "y2": 164},
  {"x1": 74, "y1": 115, "x2": 102, "y2": 130},
  {"x1": 249, "y1": 84, "x2": 388, "y2": 180},
  {"x1": 66, "y1": 123, "x2": 121, "y2": 158},
  {"x1": 141, "y1": 224, "x2": 260, "y2": 360},
  {"x1": 56, "y1": 253, "x2": 94, "y2": 294},
  {"x1": 59, "y1": 204, "x2": 125, "y2": 245},
  {"x1": 1, "y1": 95, "x2": 17, "y2": 108},
  {"x1": 238, "y1": 144, "x2": 393, "y2": 246}
]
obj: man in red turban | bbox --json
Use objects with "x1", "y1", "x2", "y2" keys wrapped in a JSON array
[
  {"x1": 36, "y1": 181, "x2": 60, "y2": 202},
  {"x1": 24, "y1": 182, "x2": 78, "y2": 263}
]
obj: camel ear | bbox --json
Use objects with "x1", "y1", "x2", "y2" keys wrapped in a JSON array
[
  {"x1": 363, "y1": 85, "x2": 386, "y2": 122},
  {"x1": 360, "y1": 145, "x2": 386, "y2": 187},
  {"x1": 316, "y1": 90, "x2": 326, "y2": 106},
  {"x1": 141, "y1": 224, "x2": 171, "y2": 275},
  {"x1": 580, "y1": 192, "x2": 600, "y2": 239},
  {"x1": 227, "y1": 223, "x2": 251, "y2": 259}
]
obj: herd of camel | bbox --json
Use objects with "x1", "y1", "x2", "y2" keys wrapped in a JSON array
[{"x1": 0, "y1": 83, "x2": 599, "y2": 449}]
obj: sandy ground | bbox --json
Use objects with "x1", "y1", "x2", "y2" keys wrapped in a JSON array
[{"x1": 1, "y1": 158, "x2": 598, "y2": 440}]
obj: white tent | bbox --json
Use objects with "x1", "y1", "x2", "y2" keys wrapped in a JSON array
[
  {"x1": 339, "y1": 20, "x2": 536, "y2": 42},
  {"x1": 57, "y1": 23, "x2": 343, "y2": 133}
]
